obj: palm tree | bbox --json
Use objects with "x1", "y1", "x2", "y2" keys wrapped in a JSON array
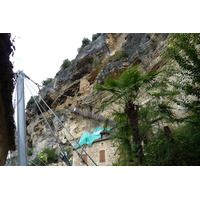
[{"x1": 96, "y1": 65, "x2": 162, "y2": 163}]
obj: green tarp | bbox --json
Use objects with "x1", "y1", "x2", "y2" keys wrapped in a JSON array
[{"x1": 74, "y1": 127, "x2": 112, "y2": 149}]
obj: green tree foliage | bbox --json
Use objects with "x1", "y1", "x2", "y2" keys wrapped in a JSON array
[
  {"x1": 141, "y1": 34, "x2": 200, "y2": 166},
  {"x1": 78, "y1": 37, "x2": 91, "y2": 52},
  {"x1": 96, "y1": 66, "x2": 161, "y2": 107},
  {"x1": 27, "y1": 148, "x2": 33, "y2": 156},
  {"x1": 150, "y1": 33, "x2": 200, "y2": 166},
  {"x1": 138, "y1": 102, "x2": 177, "y2": 143},
  {"x1": 111, "y1": 111, "x2": 141, "y2": 166},
  {"x1": 113, "y1": 50, "x2": 128, "y2": 61},
  {"x1": 42, "y1": 148, "x2": 59, "y2": 164},
  {"x1": 82, "y1": 37, "x2": 91, "y2": 47},
  {"x1": 96, "y1": 34, "x2": 200, "y2": 166},
  {"x1": 92, "y1": 33, "x2": 101, "y2": 41},
  {"x1": 144, "y1": 134, "x2": 176, "y2": 166},
  {"x1": 30, "y1": 148, "x2": 59, "y2": 166},
  {"x1": 96, "y1": 65, "x2": 171, "y2": 164},
  {"x1": 42, "y1": 78, "x2": 53, "y2": 86},
  {"x1": 60, "y1": 58, "x2": 71, "y2": 70},
  {"x1": 144, "y1": 123, "x2": 200, "y2": 165},
  {"x1": 166, "y1": 33, "x2": 200, "y2": 116}
]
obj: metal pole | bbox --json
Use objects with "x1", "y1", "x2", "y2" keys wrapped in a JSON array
[{"x1": 16, "y1": 70, "x2": 27, "y2": 166}]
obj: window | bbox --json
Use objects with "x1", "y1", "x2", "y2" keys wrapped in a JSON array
[{"x1": 99, "y1": 150, "x2": 105, "y2": 162}]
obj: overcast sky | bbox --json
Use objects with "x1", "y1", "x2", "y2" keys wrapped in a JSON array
[
  {"x1": 11, "y1": 32, "x2": 94, "y2": 83},
  {"x1": 7, "y1": 0, "x2": 198, "y2": 105}
]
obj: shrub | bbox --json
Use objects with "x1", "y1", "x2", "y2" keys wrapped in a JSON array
[
  {"x1": 42, "y1": 148, "x2": 59, "y2": 164},
  {"x1": 144, "y1": 134, "x2": 176, "y2": 166},
  {"x1": 92, "y1": 33, "x2": 101, "y2": 41},
  {"x1": 113, "y1": 50, "x2": 128, "y2": 61},
  {"x1": 38, "y1": 152, "x2": 48, "y2": 163},
  {"x1": 60, "y1": 58, "x2": 71, "y2": 70},
  {"x1": 30, "y1": 148, "x2": 59, "y2": 166},
  {"x1": 144, "y1": 123, "x2": 200, "y2": 166},
  {"x1": 27, "y1": 148, "x2": 33, "y2": 156},
  {"x1": 78, "y1": 37, "x2": 91, "y2": 52},
  {"x1": 81, "y1": 37, "x2": 91, "y2": 47},
  {"x1": 42, "y1": 78, "x2": 53, "y2": 86}
]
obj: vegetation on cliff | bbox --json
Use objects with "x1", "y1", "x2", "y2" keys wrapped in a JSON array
[
  {"x1": 96, "y1": 65, "x2": 177, "y2": 165},
  {"x1": 92, "y1": 33, "x2": 101, "y2": 41},
  {"x1": 30, "y1": 148, "x2": 59, "y2": 166},
  {"x1": 24, "y1": 33, "x2": 200, "y2": 166},
  {"x1": 60, "y1": 58, "x2": 71, "y2": 70},
  {"x1": 77, "y1": 37, "x2": 91, "y2": 52},
  {"x1": 96, "y1": 33, "x2": 200, "y2": 166},
  {"x1": 42, "y1": 78, "x2": 53, "y2": 86}
]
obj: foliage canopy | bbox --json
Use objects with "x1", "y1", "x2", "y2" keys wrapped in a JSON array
[
  {"x1": 60, "y1": 58, "x2": 71, "y2": 70},
  {"x1": 96, "y1": 65, "x2": 176, "y2": 164},
  {"x1": 78, "y1": 37, "x2": 91, "y2": 52},
  {"x1": 166, "y1": 33, "x2": 200, "y2": 114},
  {"x1": 92, "y1": 33, "x2": 101, "y2": 41},
  {"x1": 42, "y1": 78, "x2": 53, "y2": 86},
  {"x1": 30, "y1": 148, "x2": 59, "y2": 166}
]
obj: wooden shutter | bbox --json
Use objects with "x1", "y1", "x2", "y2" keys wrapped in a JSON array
[
  {"x1": 99, "y1": 150, "x2": 105, "y2": 162},
  {"x1": 82, "y1": 154, "x2": 87, "y2": 164}
]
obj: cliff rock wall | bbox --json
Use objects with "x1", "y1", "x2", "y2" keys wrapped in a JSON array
[{"x1": 25, "y1": 33, "x2": 168, "y2": 166}]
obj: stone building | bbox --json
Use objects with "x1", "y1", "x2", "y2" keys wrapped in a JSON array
[
  {"x1": 71, "y1": 127, "x2": 117, "y2": 166},
  {"x1": 73, "y1": 138, "x2": 117, "y2": 166}
]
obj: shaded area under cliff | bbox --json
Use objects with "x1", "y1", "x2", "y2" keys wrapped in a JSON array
[{"x1": 0, "y1": 33, "x2": 16, "y2": 165}]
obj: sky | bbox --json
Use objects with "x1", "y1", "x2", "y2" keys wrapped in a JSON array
[
  {"x1": 11, "y1": 32, "x2": 94, "y2": 83},
  {"x1": 7, "y1": 1, "x2": 199, "y2": 106},
  {"x1": 11, "y1": 32, "x2": 94, "y2": 105}
]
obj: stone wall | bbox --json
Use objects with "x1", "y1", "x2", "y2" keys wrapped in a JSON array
[{"x1": 72, "y1": 138, "x2": 117, "y2": 166}]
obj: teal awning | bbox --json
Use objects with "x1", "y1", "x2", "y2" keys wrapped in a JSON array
[{"x1": 74, "y1": 127, "x2": 112, "y2": 149}]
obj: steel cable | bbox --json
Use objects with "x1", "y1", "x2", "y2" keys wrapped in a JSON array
[
  {"x1": 25, "y1": 79, "x2": 72, "y2": 166},
  {"x1": 24, "y1": 75, "x2": 98, "y2": 166}
]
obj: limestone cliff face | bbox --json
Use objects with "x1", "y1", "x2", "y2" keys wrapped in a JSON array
[
  {"x1": 25, "y1": 33, "x2": 168, "y2": 166},
  {"x1": 0, "y1": 34, "x2": 16, "y2": 165}
]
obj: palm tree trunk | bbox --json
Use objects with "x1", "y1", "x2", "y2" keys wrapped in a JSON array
[{"x1": 125, "y1": 100, "x2": 143, "y2": 164}]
